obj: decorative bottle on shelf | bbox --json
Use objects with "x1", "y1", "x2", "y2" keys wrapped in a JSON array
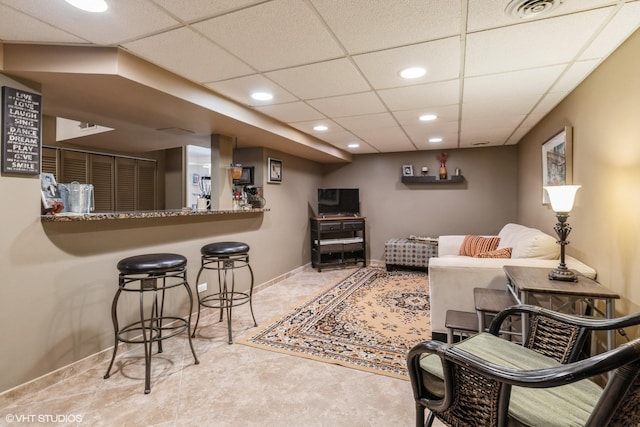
[
  {"x1": 437, "y1": 152, "x2": 448, "y2": 180},
  {"x1": 439, "y1": 162, "x2": 447, "y2": 180}
]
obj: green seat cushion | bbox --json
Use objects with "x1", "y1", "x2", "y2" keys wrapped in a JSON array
[{"x1": 419, "y1": 333, "x2": 603, "y2": 427}]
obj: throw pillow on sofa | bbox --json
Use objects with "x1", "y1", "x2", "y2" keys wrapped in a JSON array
[
  {"x1": 459, "y1": 235, "x2": 500, "y2": 257},
  {"x1": 475, "y1": 247, "x2": 513, "y2": 258}
]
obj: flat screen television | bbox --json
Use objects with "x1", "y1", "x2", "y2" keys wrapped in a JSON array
[{"x1": 317, "y1": 188, "x2": 360, "y2": 216}]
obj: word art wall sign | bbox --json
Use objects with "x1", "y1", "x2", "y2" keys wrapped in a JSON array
[{"x1": 2, "y1": 86, "x2": 42, "y2": 175}]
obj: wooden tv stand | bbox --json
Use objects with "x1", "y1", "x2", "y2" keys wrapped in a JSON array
[{"x1": 310, "y1": 216, "x2": 366, "y2": 272}]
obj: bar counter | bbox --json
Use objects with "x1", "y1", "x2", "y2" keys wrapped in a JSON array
[{"x1": 41, "y1": 207, "x2": 269, "y2": 222}]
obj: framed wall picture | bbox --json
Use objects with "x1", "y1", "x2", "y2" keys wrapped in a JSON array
[
  {"x1": 402, "y1": 164, "x2": 414, "y2": 176},
  {"x1": 541, "y1": 126, "x2": 573, "y2": 204},
  {"x1": 268, "y1": 157, "x2": 282, "y2": 184}
]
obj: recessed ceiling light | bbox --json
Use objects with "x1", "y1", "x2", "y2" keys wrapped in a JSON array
[
  {"x1": 429, "y1": 137, "x2": 443, "y2": 143},
  {"x1": 399, "y1": 67, "x2": 426, "y2": 79},
  {"x1": 251, "y1": 92, "x2": 273, "y2": 101},
  {"x1": 419, "y1": 114, "x2": 437, "y2": 121},
  {"x1": 65, "y1": 0, "x2": 108, "y2": 12},
  {"x1": 347, "y1": 143, "x2": 360, "y2": 148},
  {"x1": 313, "y1": 125, "x2": 328, "y2": 131}
]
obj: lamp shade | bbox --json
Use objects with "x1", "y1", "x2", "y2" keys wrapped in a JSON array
[{"x1": 544, "y1": 185, "x2": 581, "y2": 213}]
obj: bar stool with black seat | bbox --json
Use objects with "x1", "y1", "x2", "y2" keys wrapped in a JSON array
[
  {"x1": 192, "y1": 241, "x2": 257, "y2": 344},
  {"x1": 104, "y1": 253, "x2": 199, "y2": 394}
]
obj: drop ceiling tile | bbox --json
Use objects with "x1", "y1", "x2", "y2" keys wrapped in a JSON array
[
  {"x1": 254, "y1": 102, "x2": 325, "y2": 123},
  {"x1": 350, "y1": 126, "x2": 414, "y2": 152},
  {"x1": 393, "y1": 105, "x2": 459, "y2": 126},
  {"x1": 151, "y1": 0, "x2": 262, "y2": 22},
  {"x1": 288, "y1": 119, "x2": 344, "y2": 135},
  {"x1": 306, "y1": 92, "x2": 386, "y2": 118},
  {"x1": 403, "y1": 122, "x2": 459, "y2": 147},
  {"x1": 461, "y1": 119, "x2": 517, "y2": 138},
  {"x1": 505, "y1": 125, "x2": 538, "y2": 146},
  {"x1": 313, "y1": 130, "x2": 375, "y2": 152},
  {"x1": 518, "y1": 112, "x2": 546, "y2": 132},
  {"x1": 192, "y1": 0, "x2": 343, "y2": 71},
  {"x1": 266, "y1": 59, "x2": 371, "y2": 100},
  {"x1": 124, "y1": 27, "x2": 253, "y2": 83},
  {"x1": 580, "y1": 2, "x2": 640, "y2": 59},
  {"x1": 0, "y1": 3, "x2": 85, "y2": 44},
  {"x1": 344, "y1": 144, "x2": 379, "y2": 154},
  {"x1": 378, "y1": 80, "x2": 460, "y2": 111},
  {"x1": 334, "y1": 113, "x2": 397, "y2": 131},
  {"x1": 550, "y1": 59, "x2": 600, "y2": 93},
  {"x1": 310, "y1": 0, "x2": 461, "y2": 54},
  {"x1": 532, "y1": 92, "x2": 569, "y2": 115},
  {"x1": 206, "y1": 75, "x2": 298, "y2": 106},
  {"x1": 459, "y1": 125, "x2": 514, "y2": 146},
  {"x1": 423, "y1": 140, "x2": 460, "y2": 150},
  {"x1": 1, "y1": 0, "x2": 180, "y2": 45},
  {"x1": 465, "y1": 8, "x2": 613, "y2": 76},
  {"x1": 353, "y1": 37, "x2": 460, "y2": 89},
  {"x1": 461, "y1": 113, "x2": 525, "y2": 134},
  {"x1": 463, "y1": 65, "x2": 565, "y2": 103},
  {"x1": 467, "y1": 0, "x2": 618, "y2": 32},
  {"x1": 462, "y1": 95, "x2": 541, "y2": 121}
]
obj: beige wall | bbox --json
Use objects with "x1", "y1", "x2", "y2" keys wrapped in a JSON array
[
  {"x1": 322, "y1": 146, "x2": 519, "y2": 261},
  {"x1": 0, "y1": 67, "x2": 323, "y2": 393},
  {"x1": 516, "y1": 29, "x2": 640, "y2": 318}
]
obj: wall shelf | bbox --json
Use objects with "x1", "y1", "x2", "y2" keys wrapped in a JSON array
[{"x1": 401, "y1": 175, "x2": 464, "y2": 184}]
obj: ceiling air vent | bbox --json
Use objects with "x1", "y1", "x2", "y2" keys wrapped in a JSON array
[{"x1": 505, "y1": 0, "x2": 562, "y2": 20}]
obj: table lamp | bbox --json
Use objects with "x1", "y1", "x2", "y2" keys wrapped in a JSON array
[{"x1": 544, "y1": 185, "x2": 581, "y2": 282}]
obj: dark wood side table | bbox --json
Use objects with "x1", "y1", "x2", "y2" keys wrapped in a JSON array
[{"x1": 503, "y1": 265, "x2": 620, "y2": 351}]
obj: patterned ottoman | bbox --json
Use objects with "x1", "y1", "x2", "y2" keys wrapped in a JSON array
[{"x1": 384, "y1": 237, "x2": 438, "y2": 270}]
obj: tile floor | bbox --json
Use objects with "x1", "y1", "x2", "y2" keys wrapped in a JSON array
[{"x1": 0, "y1": 266, "x2": 445, "y2": 427}]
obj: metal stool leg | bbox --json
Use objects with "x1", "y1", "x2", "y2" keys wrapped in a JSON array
[
  {"x1": 142, "y1": 282, "x2": 153, "y2": 394},
  {"x1": 191, "y1": 264, "x2": 206, "y2": 337},
  {"x1": 181, "y1": 274, "x2": 199, "y2": 365},
  {"x1": 247, "y1": 261, "x2": 257, "y2": 327},
  {"x1": 224, "y1": 262, "x2": 233, "y2": 344},
  {"x1": 103, "y1": 284, "x2": 123, "y2": 380}
]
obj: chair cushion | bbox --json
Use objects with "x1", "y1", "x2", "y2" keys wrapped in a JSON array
[{"x1": 419, "y1": 333, "x2": 603, "y2": 427}]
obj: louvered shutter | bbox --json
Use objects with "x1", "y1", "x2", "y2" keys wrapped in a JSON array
[
  {"x1": 60, "y1": 150, "x2": 88, "y2": 183},
  {"x1": 41, "y1": 147, "x2": 58, "y2": 178},
  {"x1": 137, "y1": 159, "x2": 156, "y2": 210},
  {"x1": 90, "y1": 154, "x2": 114, "y2": 212},
  {"x1": 115, "y1": 157, "x2": 136, "y2": 211}
]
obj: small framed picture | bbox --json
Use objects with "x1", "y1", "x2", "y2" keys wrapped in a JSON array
[
  {"x1": 541, "y1": 126, "x2": 572, "y2": 204},
  {"x1": 233, "y1": 166, "x2": 254, "y2": 185},
  {"x1": 40, "y1": 172, "x2": 63, "y2": 210},
  {"x1": 268, "y1": 157, "x2": 283, "y2": 184},
  {"x1": 402, "y1": 164, "x2": 414, "y2": 177}
]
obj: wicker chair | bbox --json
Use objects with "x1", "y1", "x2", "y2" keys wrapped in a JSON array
[{"x1": 407, "y1": 305, "x2": 640, "y2": 427}]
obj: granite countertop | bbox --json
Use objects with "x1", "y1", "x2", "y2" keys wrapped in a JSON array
[{"x1": 41, "y1": 208, "x2": 269, "y2": 222}]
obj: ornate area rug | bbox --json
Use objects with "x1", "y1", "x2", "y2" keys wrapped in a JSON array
[{"x1": 238, "y1": 267, "x2": 431, "y2": 379}]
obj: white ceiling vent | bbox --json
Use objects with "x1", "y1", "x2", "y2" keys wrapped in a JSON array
[{"x1": 505, "y1": 0, "x2": 562, "y2": 20}]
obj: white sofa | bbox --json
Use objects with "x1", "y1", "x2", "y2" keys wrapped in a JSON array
[{"x1": 429, "y1": 223, "x2": 597, "y2": 335}]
